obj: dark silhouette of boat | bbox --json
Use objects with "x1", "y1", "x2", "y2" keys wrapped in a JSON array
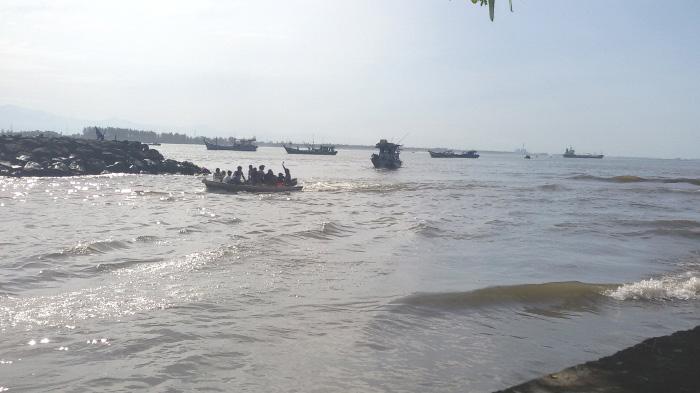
[
  {"x1": 563, "y1": 146, "x2": 603, "y2": 159},
  {"x1": 428, "y1": 150, "x2": 480, "y2": 158},
  {"x1": 204, "y1": 137, "x2": 258, "y2": 151},
  {"x1": 371, "y1": 139, "x2": 402, "y2": 169},
  {"x1": 284, "y1": 144, "x2": 337, "y2": 155},
  {"x1": 202, "y1": 179, "x2": 301, "y2": 193}
]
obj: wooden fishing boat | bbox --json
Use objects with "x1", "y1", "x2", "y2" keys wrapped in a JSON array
[
  {"x1": 371, "y1": 139, "x2": 402, "y2": 169},
  {"x1": 283, "y1": 144, "x2": 338, "y2": 155},
  {"x1": 202, "y1": 179, "x2": 302, "y2": 193}
]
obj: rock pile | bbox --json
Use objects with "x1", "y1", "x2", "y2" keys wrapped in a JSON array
[{"x1": 0, "y1": 134, "x2": 209, "y2": 177}]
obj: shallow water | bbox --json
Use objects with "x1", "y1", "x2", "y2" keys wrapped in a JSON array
[{"x1": 1, "y1": 145, "x2": 699, "y2": 392}]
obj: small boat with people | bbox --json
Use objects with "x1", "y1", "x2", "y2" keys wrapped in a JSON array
[
  {"x1": 202, "y1": 179, "x2": 302, "y2": 193},
  {"x1": 204, "y1": 137, "x2": 258, "y2": 151},
  {"x1": 283, "y1": 144, "x2": 338, "y2": 155},
  {"x1": 371, "y1": 139, "x2": 402, "y2": 169},
  {"x1": 563, "y1": 146, "x2": 603, "y2": 159},
  {"x1": 428, "y1": 150, "x2": 480, "y2": 158},
  {"x1": 203, "y1": 162, "x2": 300, "y2": 193}
]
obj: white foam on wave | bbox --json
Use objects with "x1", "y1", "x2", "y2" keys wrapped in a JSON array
[{"x1": 605, "y1": 275, "x2": 699, "y2": 301}]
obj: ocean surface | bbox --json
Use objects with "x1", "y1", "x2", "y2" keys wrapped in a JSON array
[{"x1": 1, "y1": 145, "x2": 699, "y2": 392}]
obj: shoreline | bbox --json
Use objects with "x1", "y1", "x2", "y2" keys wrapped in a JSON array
[{"x1": 495, "y1": 325, "x2": 700, "y2": 393}]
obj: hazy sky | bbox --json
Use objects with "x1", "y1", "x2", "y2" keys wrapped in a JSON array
[{"x1": 1, "y1": 0, "x2": 698, "y2": 157}]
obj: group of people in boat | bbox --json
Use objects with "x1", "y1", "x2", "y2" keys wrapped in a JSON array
[{"x1": 212, "y1": 163, "x2": 294, "y2": 187}]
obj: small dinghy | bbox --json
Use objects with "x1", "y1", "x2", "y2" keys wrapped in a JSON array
[{"x1": 202, "y1": 179, "x2": 302, "y2": 193}]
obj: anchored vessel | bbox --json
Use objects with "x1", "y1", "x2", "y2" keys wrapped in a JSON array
[
  {"x1": 204, "y1": 137, "x2": 258, "y2": 151},
  {"x1": 428, "y1": 150, "x2": 479, "y2": 158},
  {"x1": 371, "y1": 139, "x2": 402, "y2": 169},
  {"x1": 283, "y1": 144, "x2": 338, "y2": 155},
  {"x1": 563, "y1": 146, "x2": 603, "y2": 159}
]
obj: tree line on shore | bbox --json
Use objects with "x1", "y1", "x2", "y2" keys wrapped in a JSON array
[{"x1": 0, "y1": 127, "x2": 207, "y2": 144}]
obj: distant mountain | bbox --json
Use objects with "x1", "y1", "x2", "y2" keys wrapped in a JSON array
[
  {"x1": 0, "y1": 105, "x2": 88, "y2": 133},
  {"x1": 0, "y1": 104, "x2": 219, "y2": 135}
]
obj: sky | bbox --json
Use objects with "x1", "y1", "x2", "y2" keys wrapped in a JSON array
[{"x1": 0, "y1": 0, "x2": 698, "y2": 158}]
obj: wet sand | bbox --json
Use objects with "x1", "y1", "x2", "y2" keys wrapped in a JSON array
[{"x1": 496, "y1": 325, "x2": 700, "y2": 393}]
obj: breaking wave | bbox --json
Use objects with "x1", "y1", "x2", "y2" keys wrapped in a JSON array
[
  {"x1": 42, "y1": 239, "x2": 130, "y2": 258},
  {"x1": 408, "y1": 221, "x2": 445, "y2": 238},
  {"x1": 606, "y1": 276, "x2": 700, "y2": 301},
  {"x1": 39, "y1": 236, "x2": 163, "y2": 259},
  {"x1": 287, "y1": 221, "x2": 355, "y2": 240}
]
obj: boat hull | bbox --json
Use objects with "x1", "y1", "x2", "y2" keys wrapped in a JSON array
[
  {"x1": 204, "y1": 142, "x2": 258, "y2": 151},
  {"x1": 371, "y1": 154, "x2": 402, "y2": 169},
  {"x1": 284, "y1": 146, "x2": 337, "y2": 155},
  {"x1": 202, "y1": 179, "x2": 302, "y2": 193},
  {"x1": 563, "y1": 154, "x2": 604, "y2": 159},
  {"x1": 428, "y1": 151, "x2": 479, "y2": 158}
]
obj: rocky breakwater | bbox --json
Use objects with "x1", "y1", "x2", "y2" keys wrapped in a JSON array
[{"x1": 0, "y1": 134, "x2": 209, "y2": 177}]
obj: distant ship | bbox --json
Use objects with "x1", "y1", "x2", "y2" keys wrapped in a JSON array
[
  {"x1": 563, "y1": 146, "x2": 603, "y2": 159},
  {"x1": 204, "y1": 137, "x2": 258, "y2": 151},
  {"x1": 284, "y1": 144, "x2": 337, "y2": 155},
  {"x1": 371, "y1": 139, "x2": 402, "y2": 169},
  {"x1": 428, "y1": 150, "x2": 479, "y2": 158}
]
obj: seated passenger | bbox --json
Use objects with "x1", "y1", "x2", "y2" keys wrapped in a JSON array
[
  {"x1": 223, "y1": 170, "x2": 232, "y2": 183},
  {"x1": 276, "y1": 173, "x2": 285, "y2": 186},
  {"x1": 213, "y1": 168, "x2": 223, "y2": 182},
  {"x1": 282, "y1": 162, "x2": 292, "y2": 185}
]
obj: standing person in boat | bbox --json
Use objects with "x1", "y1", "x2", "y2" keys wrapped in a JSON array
[
  {"x1": 247, "y1": 165, "x2": 254, "y2": 184},
  {"x1": 232, "y1": 166, "x2": 245, "y2": 184},
  {"x1": 249, "y1": 167, "x2": 258, "y2": 185},
  {"x1": 264, "y1": 169, "x2": 276, "y2": 185},
  {"x1": 257, "y1": 165, "x2": 266, "y2": 184},
  {"x1": 282, "y1": 162, "x2": 292, "y2": 185}
]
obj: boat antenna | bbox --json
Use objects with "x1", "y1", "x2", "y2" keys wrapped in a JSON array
[{"x1": 397, "y1": 132, "x2": 410, "y2": 144}]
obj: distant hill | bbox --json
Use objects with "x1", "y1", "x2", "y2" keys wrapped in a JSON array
[
  {"x1": 0, "y1": 104, "x2": 219, "y2": 136},
  {"x1": 0, "y1": 105, "x2": 87, "y2": 133}
]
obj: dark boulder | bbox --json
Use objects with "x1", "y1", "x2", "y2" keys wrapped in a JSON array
[{"x1": 1, "y1": 135, "x2": 206, "y2": 177}]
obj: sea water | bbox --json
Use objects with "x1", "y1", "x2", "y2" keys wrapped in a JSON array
[{"x1": 1, "y1": 145, "x2": 699, "y2": 392}]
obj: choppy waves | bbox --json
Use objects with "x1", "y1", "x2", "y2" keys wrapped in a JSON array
[
  {"x1": 303, "y1": 180, "x2": 490, "y2": 194},
  {"x1": 616, "y1": 219, "x2": 700, "y2": 240},
  {"x1": 570, "y1": 174, "x2": 700, "y2": 186},
  {"x1": 0, "y1": 246, "x2": 238, "y2": 330},
  {"x1": 397, "y1": 282, "x2": 615, "y2": 310}
]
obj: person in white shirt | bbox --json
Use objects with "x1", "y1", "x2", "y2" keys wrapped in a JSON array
[
  {"x1": 223, "y1": 170, "x2": 232, "y2": 183},
  {"x1": 213, "y1": 168, "x2": 223, "y2": 181}
]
